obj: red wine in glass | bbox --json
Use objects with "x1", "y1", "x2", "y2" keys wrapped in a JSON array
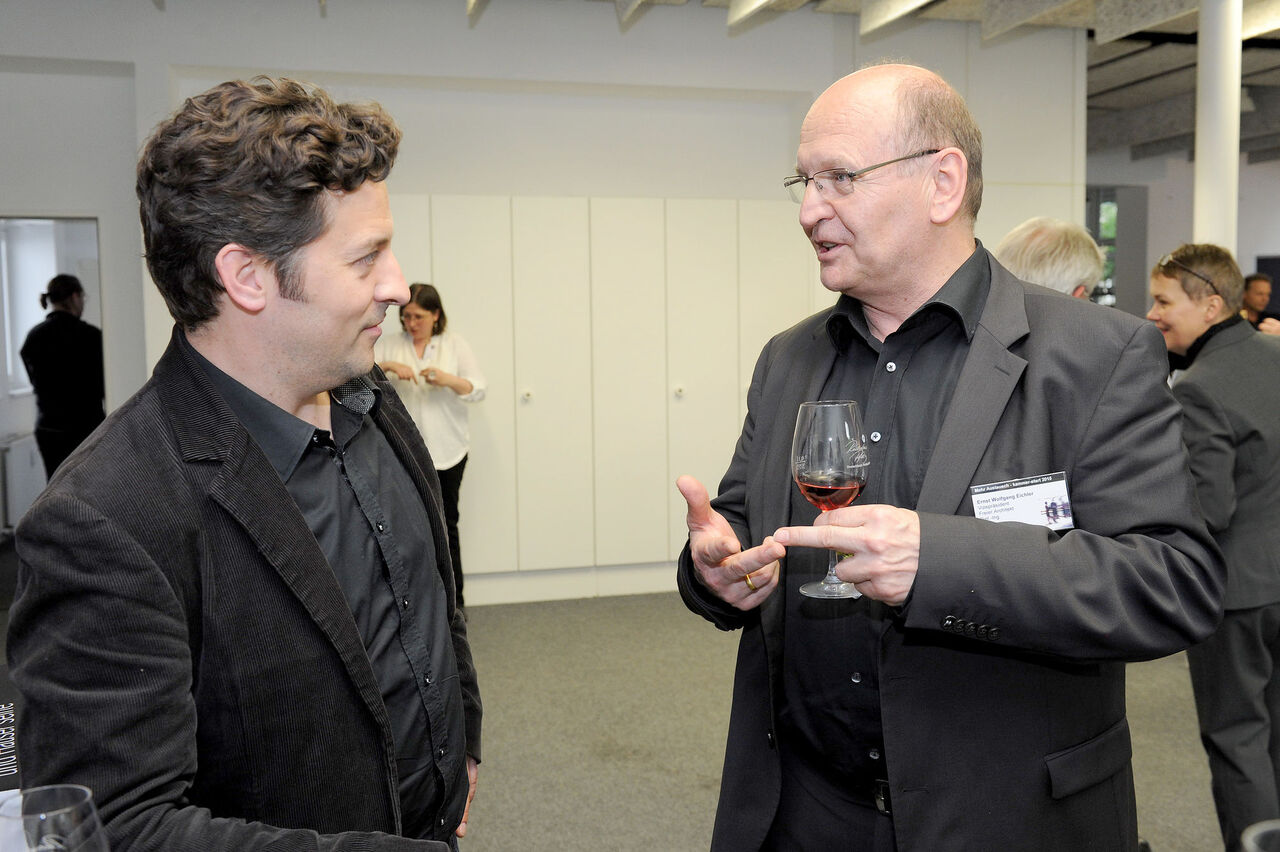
[
  {"x1": 791, "y1": 401, "x2": 871, "y2": 599},
  {"x1": 795, "y1": 474, "x2": 865, "y2": 511}
]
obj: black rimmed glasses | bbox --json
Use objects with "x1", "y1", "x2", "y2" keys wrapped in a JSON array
[
  {"x1": 1158, "y1": 252, "x2": 1220, "y2": 297},
  {"x1": 784, "y1": 149, "x2": 941, "y2": 204}
]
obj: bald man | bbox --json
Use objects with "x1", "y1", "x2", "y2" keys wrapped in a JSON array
[{"x1": 676, "y1": 64, "x2": 1222, "y2": 852}]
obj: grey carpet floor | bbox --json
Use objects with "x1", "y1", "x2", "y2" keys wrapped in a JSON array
[{"x1": 460, "y1": 591, "x2": 1221, "y2": 852}]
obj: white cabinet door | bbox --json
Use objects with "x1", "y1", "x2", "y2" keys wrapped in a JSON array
[
  {"x1": 388, "y1": 192, "x2": 432, "y2": 288},
  {"x1": 665, "y1": 199, "x2": 741, "y2": 559},
  {"x1": 738, "y1": 200, "x2": 818, "y2": 424},
  {"x1": 511, "y1": 197, "x2": 595, "y2": 571},
  {"x1": 430, "y1": 195, "x2": 518, "y2": 576},
  {"x1": 589, "y1": 198, "x2": 668, "y2": 566}
]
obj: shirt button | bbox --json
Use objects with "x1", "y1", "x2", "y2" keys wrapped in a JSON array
[
  {"x1": 850, "y1": 672, "x2": 862, "y2": 684},
  {"x1": 423, "y1": 674, "x2": 433, "y2": 685},
  {"x1": 437, "y1": 748, "x2": 446, "y2": 759},
  {"x1": 869, "y1": 748, "x2": 881, "y2": 760},
  {"x1": 870, "y1": 431, "x2": 882, "y2": 442},
  {"x1": 376, "y1": 522, "x2": 385, "y2": 532},
  {"x1": 401, "y1": 597, "x2": 410, "y2": 608},
  {"x1": 885, "y1": 362, "x2": 897, "y2": 372}
]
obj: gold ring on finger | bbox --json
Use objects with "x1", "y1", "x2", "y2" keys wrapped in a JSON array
[{"x1": 743, "y1": 572, "x2": 758, "y2": 592}]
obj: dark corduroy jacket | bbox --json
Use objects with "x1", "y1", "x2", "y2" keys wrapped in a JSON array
[{"x1": 9, "y1": 327, "x2": 481, "y2": 851}]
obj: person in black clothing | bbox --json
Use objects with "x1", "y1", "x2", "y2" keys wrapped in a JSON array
[
  {"x1": 1242, "y1": 273, "x2": 1280, "y2": 335},
  {"x1": 19, "y1": 273, "x2": 105, "y2": 478}
]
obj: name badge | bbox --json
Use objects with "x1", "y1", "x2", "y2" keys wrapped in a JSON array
[{"x1": 970, "y1": 472, "x2": 1073, "y2": 531}]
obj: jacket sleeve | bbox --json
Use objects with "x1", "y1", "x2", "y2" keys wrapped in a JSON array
[
  {"x1": 8, "y1": 492, "x2": 450, "y2": 852},
  {"x1": 904, "y1": 321, "x2": 1225, "y2": 662},
  {"x1": 676, "y1": 338, "x2": 774, "y2": 633},
  {"x1": 1171, "y1": 377, "x2": 1237, "y2": 533}
]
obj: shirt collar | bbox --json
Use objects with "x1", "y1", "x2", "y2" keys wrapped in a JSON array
[
  {"x1": 185, "y1": 334, "x2": 381, "y2": 481},
  {"x1": 827, "y1": 240, "x2": 990, "y2": 352}
]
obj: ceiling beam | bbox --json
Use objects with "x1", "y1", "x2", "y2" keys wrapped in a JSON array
[
  {"x1": 1088, "y1": 91, "x2": 1194, "y2": 150},
  {"x1": 1240, "y1": 130, "x2": 1280, "y2": 150},
  {"x1": 813, "y1": 0, "x2": 862, "y2": 11},
  {"x1": 1130, "y1": 133, "x2": 1194, "y2": 160},
  {"x1": 727, "y1": 0, "x2": 775, "y2": 26},
  {"x1": 860, "y1": 0, "x2": 933, "y2": 36},
  {"x1": 1247, "y1": 146, "x2": 1280, "y2": 162},
  {"x1": 1094, "y1": 0, "x2": 1197, "y2": 45},
  {"x1": 981, "y1": 0, "x2": 1077, "y2": 40},
  {"x1": 615, "y1": 0, "x2": 649, "y2": 24},
  {"x1": 1245, "y1": 0, "x2": 1280, "y2": 39}
]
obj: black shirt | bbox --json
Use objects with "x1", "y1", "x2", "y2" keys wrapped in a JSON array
[
  {"x1": 195, "y1": 349, "x2": 466, "y2": 842},
  {"x1": 1248, "y1": 309, "x2": 1280, "y2": 329},
  {"x1": 20, "y1": 310, "x2": 105, "y2": 433},
  {"x1": 777, "y1": 243, "x2": 990, "y2": 788}
]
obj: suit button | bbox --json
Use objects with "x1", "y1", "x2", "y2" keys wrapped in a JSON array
[
  {"x1": 976, "y1": 624, "x2": 989, "y2": 639},
  {"x1": 964, "y1": 621, "x2": 978, "y2": 637},
  {"x1": 953, "y1": 618, "x2": 968, "y2": 633},
  {"x1": 941, "y1": 615, "x2": 956, "y2": 630},
  {"x1": 988, "y1": 627, "x2": 1001, "y2": 641}
]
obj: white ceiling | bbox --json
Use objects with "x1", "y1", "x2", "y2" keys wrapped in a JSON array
[{"x1": 510, "y1": 0, "x2": 1280, "y2": 163}]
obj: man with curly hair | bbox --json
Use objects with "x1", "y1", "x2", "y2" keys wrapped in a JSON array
[{"x1": 8, "y1": 77, "x2": 481, "y2": 851}]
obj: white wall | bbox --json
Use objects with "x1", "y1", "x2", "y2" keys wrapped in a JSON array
[
  {"x1": 0, "y1": 59, "x2": 141, "y2": 441},
  {"x1": 1089, "y1": 146, "x2": 1280, "y2": 290},
  {"x1": 1, "y1": 0, "x2": 1088, "y2": 601}
]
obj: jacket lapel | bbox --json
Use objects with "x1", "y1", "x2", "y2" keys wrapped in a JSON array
[
  {"x1": 916, "y1": 262, "x2": 1030, "y2": 515},
  {"x1": 154, "y1": 329, "x2": 390, "y2": 727},
  {"x1": 758, "y1": 318, "x2": 838, "y2": 629}
]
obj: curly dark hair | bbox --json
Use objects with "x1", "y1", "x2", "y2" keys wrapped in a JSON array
[{"x1": 136, "y1": 76, "x2": 402, "y2": 330}]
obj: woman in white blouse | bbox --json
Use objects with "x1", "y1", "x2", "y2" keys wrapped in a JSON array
[{"x1": 377, "y1": 283, "x2": 486, "y2": 607}]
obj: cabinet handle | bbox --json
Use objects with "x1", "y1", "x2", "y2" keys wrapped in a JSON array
[
  {"x1": 673, "y1": 386, "x2": 685, "y2": 398},
  {"x1": 521, "y1": 390, "x2": 534, "y2": 402}
]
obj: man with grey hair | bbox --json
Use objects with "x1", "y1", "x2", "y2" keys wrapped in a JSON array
[
  {"x1": 994, "y1": 216, "x2": 1105, "y2": 299},
  {"x1": 676, "y1": 63, "x2": 1221, "y2": 852}
]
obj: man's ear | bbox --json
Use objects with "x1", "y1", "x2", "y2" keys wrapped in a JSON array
[
  {"x1": 927, "y1": 148, "x2": 968, "y2": 225},
  {"x1": 213, "y1": 243, "x2": 268, "y2": 314},
  {"x1": 1072, "y1": 284, "x2": 1088, "y2": 299}
]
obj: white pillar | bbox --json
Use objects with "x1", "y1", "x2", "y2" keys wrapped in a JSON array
[{"x1": 1192, "y1": 0, "x2": 1242, "y2": 251}]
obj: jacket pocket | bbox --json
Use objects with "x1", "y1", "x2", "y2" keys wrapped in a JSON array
[{"x1": 1044, "y1": 717, "x2": 1132, "y2": 799}]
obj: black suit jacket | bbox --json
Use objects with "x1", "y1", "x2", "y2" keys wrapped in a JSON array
[
  {"x1": 8, "y1": 328, "x2": 481, "y2": 851},
  {"x1": 679, "y1": 254, "x2": 1223, "y2": 852}
]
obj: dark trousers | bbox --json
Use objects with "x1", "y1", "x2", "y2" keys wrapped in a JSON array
[
  {"x1": 1187, "y1": 601, "x2": 1280, "y2": 852},
  {"x1": 762, "y1": 741, "x2": 897, "y2": 852},
  {"x1": 437, "y1": 455, "x2": 467, "y2": 606}
]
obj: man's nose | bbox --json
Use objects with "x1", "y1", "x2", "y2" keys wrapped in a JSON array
[
  {"x1": 797, "y1": 182, "x2": 831, "y2": 230},
  {"x1": 380, "y1": 249, "x2": 409, "y2": 305}
]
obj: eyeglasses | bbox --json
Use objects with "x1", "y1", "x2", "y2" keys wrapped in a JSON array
[
  {"x1": 1158, "y1": 253, "x2": 1220, "y2": 297},
  {"x1": 783, "y1": 149, "x2": 941, "y2": 204}
]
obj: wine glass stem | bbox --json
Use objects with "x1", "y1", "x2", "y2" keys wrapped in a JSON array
[{"x1": 824, "y1": 548, "x2": 841, "y2": 585}]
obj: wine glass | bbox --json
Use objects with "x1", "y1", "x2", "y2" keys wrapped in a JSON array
[
  {"x1": 1244, "y1": 820, "x2": 1280, "y2": 852},
  {"x1": 791, "y1": 400, "x2": 870, "y2": 599},
  {"x1": 0, "y1": 785, "x2": 109, "y2": 851}
]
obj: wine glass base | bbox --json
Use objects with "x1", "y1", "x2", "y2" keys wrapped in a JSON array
[{"x1": 799, "y1": 579, "x2": 863, "y2": 599}]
